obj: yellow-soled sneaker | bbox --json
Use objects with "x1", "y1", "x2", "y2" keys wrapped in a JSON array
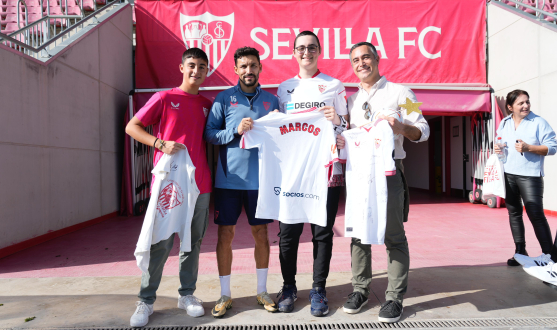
[
  {"x1": 257, "y1": 291, "x2": 278, "y2": 312},
  {"x1": 211, "y1": 295, "x2": 232, "y2": 318}
]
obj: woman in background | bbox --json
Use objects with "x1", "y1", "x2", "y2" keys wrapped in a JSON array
[{"x1": 494, "y1": 89, "x2": 557, "y2": 268}]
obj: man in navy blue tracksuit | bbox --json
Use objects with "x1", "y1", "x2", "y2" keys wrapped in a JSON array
[{"x1": 204, "y1": 46, "x2": 281, "y2": 317}]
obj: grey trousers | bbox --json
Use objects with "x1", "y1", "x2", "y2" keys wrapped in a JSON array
[
  {"x1": 350, "y1": 160, "x2": 410, "y2": 303},
  {"x1": 138, "y1": 193, "x2": 210, "y2": 304}
]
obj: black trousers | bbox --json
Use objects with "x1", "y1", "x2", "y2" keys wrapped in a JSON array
[
  {"x1": 505, "y1": 173, "x2": 553, "y2": 254},
  {"x1": 278, "y1": 186, "x2": 341, "y2": 288}
]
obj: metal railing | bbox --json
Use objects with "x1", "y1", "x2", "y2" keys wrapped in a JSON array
[
  {"x1": 16, "y1": 0, "x2": 83, "y2": 31},
  {"x1": 496, "y1": 0, "x2": 557, "y2": 24},
  {"x1": 16, "y1": 0, "x2": 28, "y2": 29},
  {"x1": 0, "y1": 0, "x2": 126, "y2": 60}
]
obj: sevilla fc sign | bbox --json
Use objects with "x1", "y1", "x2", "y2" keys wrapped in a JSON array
[
  {"x1": 135, "y1": 0, "x2": 486, "y2": 88},
  {"x1": 179, "y1": 12, "x2": 234, "y2": 77}
]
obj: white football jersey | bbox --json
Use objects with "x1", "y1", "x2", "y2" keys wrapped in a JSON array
[
  {"x1": 240, "y1": 111, "x2": 338, "y2": 227},
  {"x1": 135, "y1": 146, "x2": 200, "y2": 274},
  {"x1": 340, "y1": 120, "x2": 396, "y2": 245},
  {"x1": 277, "y1": 71, "x2": 348, "y2": 181}
]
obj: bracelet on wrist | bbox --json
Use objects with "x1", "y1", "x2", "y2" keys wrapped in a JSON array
[{"x1": 153, "y1": 138, "x2": 159, "y2": 148}]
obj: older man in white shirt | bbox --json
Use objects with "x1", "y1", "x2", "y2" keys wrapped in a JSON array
[{"x1": 337, "y1": 42, "x2": 429, "y2": 323}]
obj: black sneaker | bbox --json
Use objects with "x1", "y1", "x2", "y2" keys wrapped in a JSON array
[
  {"x1": 544, "y1": 281, "x2": 557, "y2": 291},
  {"x1": 277, "y1": 284, "x2": 297, "y2": 313},
  {"x1": 378, "y1": 300, "x2": 403, "y2": 323},
  {"x1": 343, "y1": 292, "x2": 368, "y2": 314},
  {"x1": 507, "y1": 257, "x2": 520, "y2": 266},
  {"x1": 309, "y1": 287, "x2": 328, "y2": 317}
]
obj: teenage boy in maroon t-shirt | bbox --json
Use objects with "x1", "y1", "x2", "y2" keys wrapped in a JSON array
[{"x1": 125, "y1": 48, "x2": 212, "y2": 327}]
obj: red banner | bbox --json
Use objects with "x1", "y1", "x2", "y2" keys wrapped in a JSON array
[{"x1": 135, "y1": 0, "x2": 486, "y2": 88}]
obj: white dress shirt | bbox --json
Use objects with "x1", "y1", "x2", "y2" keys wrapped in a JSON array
[{"x1": 347, "y1": 76, "x2": 430, "y2": 159}]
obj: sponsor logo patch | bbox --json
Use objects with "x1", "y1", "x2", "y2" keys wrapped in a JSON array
[
  {"x1": 171, "y1": 102, "x2": 180, "y2": 109},
  {"x1": 281, "y1": 191, "x2": 320, "y2": 200},
  {"x1": 286, "y1": 101, "x2": 326, "y2": 112},
  {"x1": 274, "y1": 187, "x2": 281, "y2": 195}
]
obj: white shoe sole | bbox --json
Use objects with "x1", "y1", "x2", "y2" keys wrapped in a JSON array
[
  {"x1": 178, "y1": 302, "x2": 205, "y2": 317},
  {"x1": 343, "y1": 299, "x2": 368, "y2": 314},
  {"x1": 130, "y1": 312, "x2": 153, "y2": 327},
  {"x1": 130, "y1": 320, "x2": 149, "y2": 327},
  {"x1": 378, "y1": 307, "x2": 403, "y2": 323},
  {"x1": 130, "y1": 304, "x2": 153, "y2": 327}
]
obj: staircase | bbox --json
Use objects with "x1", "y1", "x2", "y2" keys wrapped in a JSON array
[{"x1": 0, "y1": 0, "x2": 128, "y2": 60}]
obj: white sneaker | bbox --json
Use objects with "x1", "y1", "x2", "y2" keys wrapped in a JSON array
[
  {"x1": 178, "y1": 294, "x2": 205, "y2": 317},
  {"x1": 130, "y1": 301, "x2": 153, "y2": 327},
  {"x1": 524, "y1": 262, "x2": 557, "y2": 285},
  {"x1": 514, "y1": 253, "x2": 554, "y2": 268}
]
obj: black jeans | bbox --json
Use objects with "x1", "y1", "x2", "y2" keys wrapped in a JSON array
[
  {"x1": 278, "y1": 186, "x2": 341, "y2": 288},
  {"x1": 505, "y1": 173, "x2": 553, "y2": 254}
]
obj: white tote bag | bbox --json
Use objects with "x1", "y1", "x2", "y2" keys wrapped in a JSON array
[{"x1": 482, "y1": 154, "x2": 506, "y2": 199}]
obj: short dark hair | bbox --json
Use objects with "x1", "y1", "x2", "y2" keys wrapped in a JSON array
[
  {"x1": 182, "y1": 48, "x2": 208, "y2": 64},
  {"x1": 294, "y1": 31, "x2": 321, "y2": 50},
  {"x1": 349, "y1": 42, "x2": 379, "y2": 60},
  {"x1": 234, "y1": 47, "x2": 260, "y2": 65},
  {"x1": 506, "y1": 89, "x2": 530, "y2": 110}
]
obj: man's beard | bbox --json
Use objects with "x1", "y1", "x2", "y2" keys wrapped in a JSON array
[{"x1": 241, "y1": 74, "x2": 258, "y2": 87}]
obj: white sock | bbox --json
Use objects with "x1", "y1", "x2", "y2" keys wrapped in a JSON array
[
  {"x1": 256, "y1": 268, "x2": 268, "y2": 294},
  {"x1": 219, "y1": 275, "x2": 231, "y2": 297}
]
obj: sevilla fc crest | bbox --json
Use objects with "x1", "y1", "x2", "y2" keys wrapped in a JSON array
[
  {"x1": 318, "y1": 85, "x2": 327, "y2": 93},
  {"x1": 157, "y1": 180, "x2": 184, "y2": 217},
  {"x1": 263, "y1": 102, "x2": 270, "y2": 111},
  {"x1": 375, "y1": 138, "x2": 382, "y2": 149},
  {"x1": 180, "y1": 12, "x2": 234, "y2": 77}
]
